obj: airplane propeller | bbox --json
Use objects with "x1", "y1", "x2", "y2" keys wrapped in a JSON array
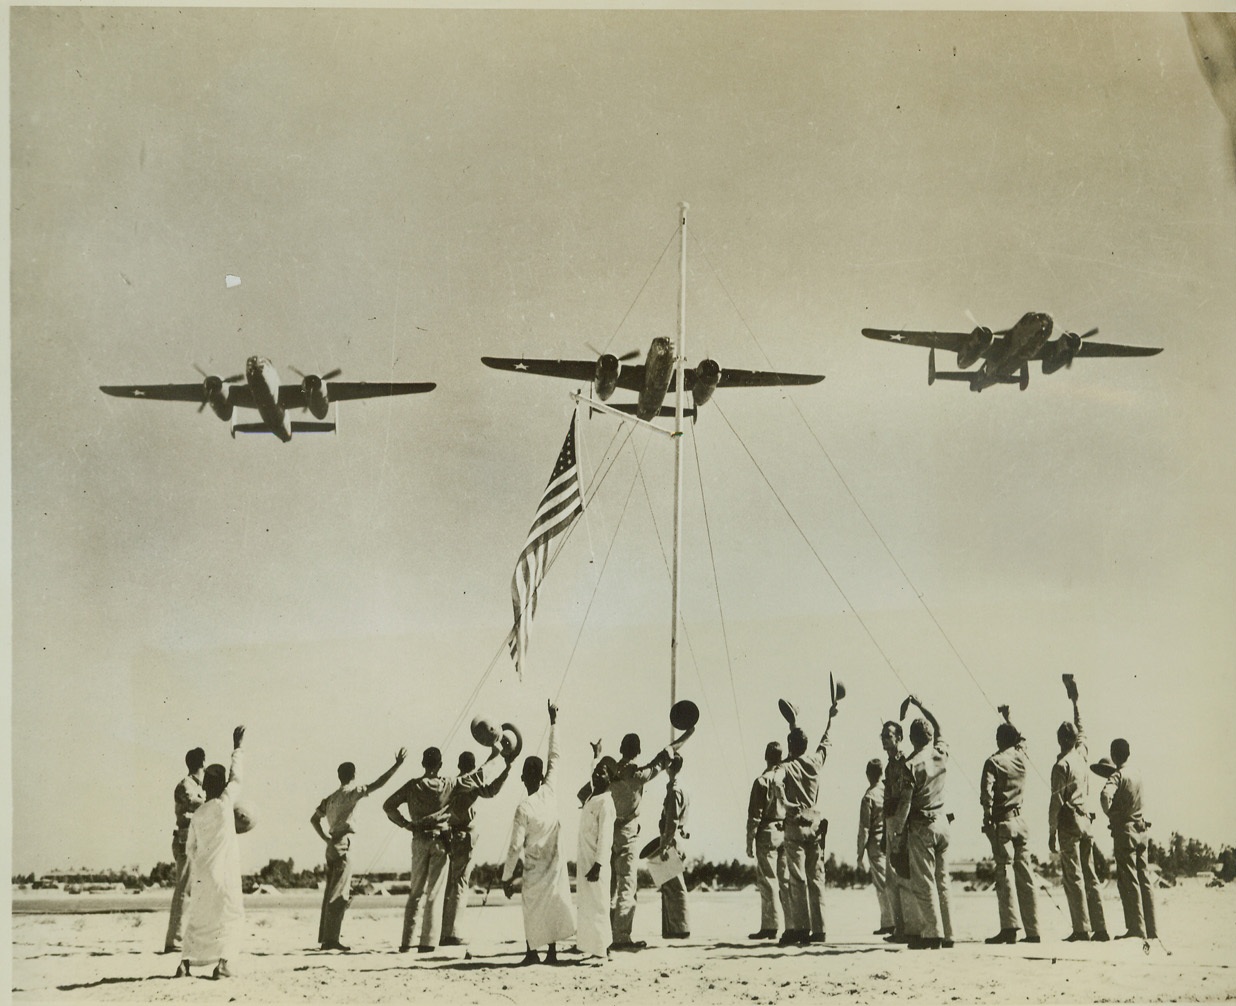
[
  {"x1": 289, "y1": 366, "x2": 343, "y2": 412},
  {"x1": 192, "y1": 364, "x2": 244, "y2": 412},
  {"x1": 1061, "y1": 327, "x2": 1099, "y2": 368},
  {"x1": 586, "y1": 343, "x2": 640, "y2": 363}
]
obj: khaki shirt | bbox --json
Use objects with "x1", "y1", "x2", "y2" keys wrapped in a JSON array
[
  {"x1": 857, "y1": 781, "x2": 885, "y2": 856},
  {"x1": 610, "y1": 749, "x2": 670, "y2": 824},
  {"x1": 781, "y1": 736, "x2": 831, "y2": 826},
  {"x1": 315, "y1": 782, "x2": 370, "y2": 839},
  {"x1": 660, "y1": 776, "x2": 689, "y2": 845},
  {"x1": 897, "y1": 738, "x2": 948, "y2": 831},
  {"x1": 746, "y1": 766, "x2": 787, "y2": 845},
  {"x1": 173, "y1": 774, "x2": 206, "y2": 839},
  {"x1": 1049, "y1": 729, "x2": 1090, "y2": 837},
  {"x1": 981, "y1": 742, "x2": 1029, "y2": 824},
  {"x1": 1101, "y1": 760, "x2": 1147, "y2": 835},
  {"x1": 447, "y1": 760, "x2": 511, "y2": 834},
  {"x1": 383, "y1": 759, "x2": 505, "y2": 835}
]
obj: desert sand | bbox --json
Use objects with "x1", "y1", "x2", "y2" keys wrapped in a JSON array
[{"x1": 11, "y1": 882, "x2": 1235, "y2": 1004}]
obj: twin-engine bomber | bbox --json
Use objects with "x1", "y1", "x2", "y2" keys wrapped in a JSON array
[
  {"x1": 100, "y1": 357, "x2": 436, "y2": 442},
  {"x1": 482, "y1": 337, "x2": 824, "y2": 422},
  {"x1": 862, "y1": 312, "x2": 1162, "y2": 392}
]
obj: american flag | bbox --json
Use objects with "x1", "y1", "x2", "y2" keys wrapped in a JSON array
[{"x1": 510, "y1": 414, "x2": 584, "y2": 678}]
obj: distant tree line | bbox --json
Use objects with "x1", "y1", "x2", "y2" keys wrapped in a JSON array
[
  {"x1": 18, "y1": 835, "x2": 1235, "y2": 890},
  {"x1": 1149, "y1": 833, "x2": 1235, "y2": 882}
]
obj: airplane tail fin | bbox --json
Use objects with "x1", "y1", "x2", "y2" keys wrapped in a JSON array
[
  {"x1": 290, "y1": 421, "x2": 337, "y2": 434},
  {"x1": 928, "y1": 348, "x2": 973, "y2": 387}
]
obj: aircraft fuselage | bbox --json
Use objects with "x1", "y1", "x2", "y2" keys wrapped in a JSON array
[
  {"x1": 971, "y1": 312, "x2": 1052, "y2": 391},
  {"x1": 245, "y1": 356, "x2": 291, "y2": 441},
  {"x1": 636, "y1": 337, "x2": 676, "y2": 420}
]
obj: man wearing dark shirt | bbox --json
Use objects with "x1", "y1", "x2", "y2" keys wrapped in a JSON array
[
  {"x1": 384, "y1": 743, "x2": 510, "y2": 952},
  {"x1": 441, "y1": 749, "x2": 512, "y2": 946}
]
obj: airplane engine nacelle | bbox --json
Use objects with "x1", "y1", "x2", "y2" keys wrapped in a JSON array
[
  {"x1": 203, "y1": 376, "x2": 234, "y2": 422},
  {"x1": 692, "y1": 358, "x2": 721, "y2": 406},
  {"x1": 301, "y1": 375, "x2": 330, "y2": 419},
  {"x1": 1041, "y1": 333, "x2": 1081, "y2": 376},
  {"x1": 956, "y1": 327, "x2": 993, "y2": 369},
  {"x1": 594, "y1": 354, "x2": 620, "y2": 401}
]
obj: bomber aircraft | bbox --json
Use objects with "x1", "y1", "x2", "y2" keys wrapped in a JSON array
[
  {"x1": 861, "y1": 312, "x2": 1162, "y2": 392},
  {"x1": 482, "y1": 337, "x2": 824, "y2": 421},
  {"x1": 100, "y1": 356, "x2": 436, "y2": 441}
]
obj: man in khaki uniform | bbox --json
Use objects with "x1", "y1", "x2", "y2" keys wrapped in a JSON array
[
  {"x1": 441, "y1": 750, "x2": 513, "y2": 946},
  {"x1": 164, "y1": 746, "x2": 206, "y2": 954},
  {"x1": 981, "y1": 705, "x2": 1039, "y2": 945},
  {"x1": 778, "y1": 700, "x2": 837, "y2": 947},
  {"x1": 1097, "y1": 739, "x2": 1157, "y2": 941},
  {"x1": 746, "y1": 742, "x2": 788, "y2": 940},
  {"x1": 609, "y1": 725, "x2": 694, "y2": 950},
  {"x1": 311, "y1": 749, "x2": 406, "y2": 951},
  {"x1": 657, "y1": 754, "x2": 690, "y2": 939},
  {"x1": 857, "y1": 758, "x2": 894, "y2": 936},
  {"x1": 1049, "y1": 676, "x2": 1108, "y2": 942},
  {"x1": 894, "y1": 695, "x2": 953, "y2": 951}
]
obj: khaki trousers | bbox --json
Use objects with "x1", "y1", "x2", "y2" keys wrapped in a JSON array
[
  {"x1": 1113, "y1": 830, "x2": 1156, "y2": 939},
  {"x1": 318, "y1": 836, "x2": 352, "y2": 945},
  {"x1": 610, "y1": 819, "x2": 640, "y2": 943},
  {"x1": 754, "y1": 829, "x2": 786, "y2": 931},
  {"x1": 164, "y1": 833, "x2": 191, "y2": 951},
  {"x1": 401, "y1": 832, "x2": 449, "y2": 949},
  {"x1": 988, "y1": 816, "x2": 1038, "y2": 937},
  {"x1": 907, "y1": 817, "x2": 952, "y2": 941},
  {"x1": 441, "y1": 830, "x2": 475, "y2": 942},
  {"x1": 1059, "y1": 826, "x2": 1107, "y2": 937}
]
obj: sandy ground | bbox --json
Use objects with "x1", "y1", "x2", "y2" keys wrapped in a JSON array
[{"x1": 11, "y1": 882, "x2": 1235, "y2": 1004}]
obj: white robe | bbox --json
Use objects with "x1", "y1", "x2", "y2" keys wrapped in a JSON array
[
  {"x1": 576, "y1": 789, "x2": 616, "y2": 958},
  {"x1": 182, "y1": 750, "x2": 245, "y2": 965},
  {"x1": 502, "y1": 726, "x2": 576, "y2": 949}
]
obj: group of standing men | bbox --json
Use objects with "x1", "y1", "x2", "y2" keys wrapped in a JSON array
[
  {"x1": 306, "y1": 700, "x2": 696, "y2": 963},
  {"x1": 164, "y1": 674, "x2": 1158, "y2": 977},
  {"x1": 747, "y1": 677, "x2": 1157, "y2": 953}
]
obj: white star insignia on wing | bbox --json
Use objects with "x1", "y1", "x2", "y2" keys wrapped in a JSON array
[
  {"x1": 890, "y1": 333, "x2": 905, "y2": 342},
  {"x1": 515, "y1": 361, "x2": 529, "y2": 370}
]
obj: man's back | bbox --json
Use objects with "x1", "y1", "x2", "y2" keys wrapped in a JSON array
[
  {"x1": 1102, "y1": 761, "x2": 1145, "y2": 832},
  {"x1": 982, "y1": 744, "x2": 1029, "y2": 816},
  {"x1": 318, "y1": 783, "x2": 369, "y2": 837},
  {"x1": 908, "y1": 741, "x2": 948, "y2": 813}
]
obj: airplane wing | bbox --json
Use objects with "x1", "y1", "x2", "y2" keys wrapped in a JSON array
[
  {"x1": 861, "y1": 329, "x2": 979, "y2": 352},
  {"x1": 1040, "y1": 341, "x2": 1163, "y2": 360},
  {"x1": 278, "y1": 382, "x2": 437, "y2": 408},
  {"x1": 699, "y1": 367, "x2": 825, "y2": 389},
  {"x1": 481, "y1": 357, "x2": 598, "y2": 382},
  {"x1": 100, "y1": 383, "x2": 257, "y2": 408},
  {"x1": 100, "y1": 384, "x2": 207, "y2": 402}
]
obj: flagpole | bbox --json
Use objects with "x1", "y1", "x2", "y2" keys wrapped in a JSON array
[{"x1": 671, "y1": 201, "x2": 688, "y2": 731}]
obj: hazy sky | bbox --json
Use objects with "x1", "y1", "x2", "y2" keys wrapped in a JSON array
[{"x1": 9, "y1": 9, "x2": 1236, "y2": 879}]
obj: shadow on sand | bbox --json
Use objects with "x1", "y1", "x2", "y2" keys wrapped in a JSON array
[{"x1": 57, "y1": 974, "x2": 178, "y2": 992}]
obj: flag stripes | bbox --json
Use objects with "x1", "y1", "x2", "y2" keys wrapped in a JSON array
[{"x1": 510, "y1": 414, "x2": 584, "y2": 677}]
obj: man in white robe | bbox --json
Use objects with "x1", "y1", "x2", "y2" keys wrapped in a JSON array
[
  {"x1": 502, "y1": 701, "x2": 576, "y2": 965},
  {"x1": 177, "y1": 726, "x2": 245, "y2": 980},
  {"x1": 577, "y1": 755, "x2": 617, "y2": 962}
]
